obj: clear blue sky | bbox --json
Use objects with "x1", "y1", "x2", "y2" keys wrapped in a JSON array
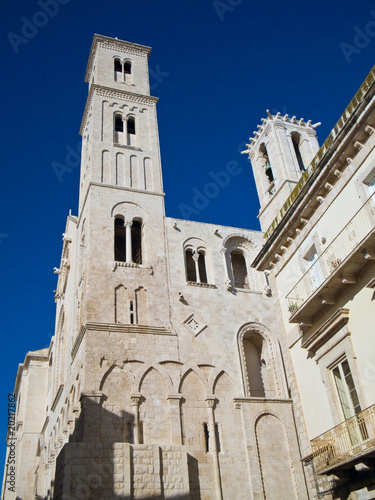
[{"x1": 0, "y1": 0, "x2": 374, "y2": 465}]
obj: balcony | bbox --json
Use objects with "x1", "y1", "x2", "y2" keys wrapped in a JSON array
[
  {"x1": 286, "y1": 192, "x2": 375, "y2": 324},
  {"x1": 311, "y1": 404, "x2": 375, "y2": 474}
]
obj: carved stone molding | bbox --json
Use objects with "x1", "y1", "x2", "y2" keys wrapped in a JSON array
[
  {"x1": 182, "y1": 314, "x2": 207, "y2": 337},
  {"x1": 95, "y1": 85, "x2": 158, "y2": 106}
]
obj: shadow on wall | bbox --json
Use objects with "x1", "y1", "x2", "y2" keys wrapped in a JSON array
[{"x1": 41, "y1": 398, "x2": 200, "y2": 500}]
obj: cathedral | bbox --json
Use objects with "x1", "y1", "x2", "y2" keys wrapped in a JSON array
[{"x1": 2, "y1": 34, "x2": 375, "y2": 500}]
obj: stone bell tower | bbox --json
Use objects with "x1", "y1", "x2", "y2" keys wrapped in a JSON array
[
  {"x1": 77, "y1": 34, "x2": 170, "y2": 329},
  {"x1": 242, "y1": 111, "x2": 320, "y2": 231}
]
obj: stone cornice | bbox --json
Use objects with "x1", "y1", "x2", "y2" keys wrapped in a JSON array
[
  {"x1": 242, "y1": 110, "x2": 317, "y2": 154},
  {"x1": 301, "y1": 308, "x2": 350, "y2": 352},
  {"x1": 233, "y1": 397, "x2": 293, "y2": 404},
  {"x1": 71, "y1": 322, "x2": 175, "y2": 361},
  {"x1": 84, "y1": 34, "x2": 152, "y2": 83},
  {"x1": 80, "y1": 84, "x2": 158, "y2": 134}
]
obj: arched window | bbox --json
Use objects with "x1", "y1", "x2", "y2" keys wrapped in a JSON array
[
  {"x1": 114, "y1": 114, "x2": 124, "y2": 144},
  {"x1": 114, "y1": 59, "x2": 122, "y2": 82},
  {"x1": 260, "y1": 143, "x2": 274, "y2": 184},
  {"x1": 231, "y1": 250, "x2": 249, "y2": 289},
  {"x1": 131, "y1": 219, "x2": 142, "y2": 264},
  {"x1": 243, "y1": 335, "x2": 266, "y2": 397},
  {"x1": 114, "y1": 217, "x2": 126, "y2": 262},
  {"x1": 114, "y1": 217, "x2": 143, "y2": 264},
  {"x1": 185, "y1": 249, "x2": 196, "y2": 282},
  {"x1": 124, "y1": 60, "x2": 131, "y2": 78},
  {"x1": 291, "y1": 132, "x2": 305, "y2": 172},
  {"x1": 127, "y1": 117, "x2": 136, "y2": 146},
  {"x1": 185, "y1": 248, "x2": 208, "y2": 284},
  {"x1": 198, "y1": 250, "x2": 208, "y2": 284}
]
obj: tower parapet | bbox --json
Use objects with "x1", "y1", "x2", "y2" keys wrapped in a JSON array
[{"x1": 242, "y1": 110, "x2": 320, "y2": 231}]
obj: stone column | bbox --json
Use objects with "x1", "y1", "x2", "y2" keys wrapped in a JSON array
[
  {"x1": 221, "y1": 249, "x2": 231, "y2": 290},
  {"x1": 79, "y1": 391, "x2": 103, "y2": 442},
  {"x1": 193, "y1": 252, "x2": 201, "y2": 283},
  {"x1": 206, "y1": 396, "x2": 223, "y2": 500},
  {"x1": 167, "y1": 394, "x2": 183, "y2": 445},
  {"x1": 131, "y1": 394, "x2": 142, "y2": 444},
  {"x1": 125, "y1": 221, "x2": 133, "y2": 263}
]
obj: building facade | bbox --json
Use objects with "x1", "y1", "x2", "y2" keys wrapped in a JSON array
[
  {"x1": 247, "y1": 67, "x2": 375, "y2": 499},
  {"x1": 2, "y1": 34, "x2": 375, "y2": 500}
]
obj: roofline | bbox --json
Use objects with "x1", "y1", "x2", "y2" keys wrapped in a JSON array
[
  {"x1": 14, "y1": 349, "x2": 49, "y2": 396},
  {"x1": 84, "y1": 34, "x2": 152, "y2": 83}
]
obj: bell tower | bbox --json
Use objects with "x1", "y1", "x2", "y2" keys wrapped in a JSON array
[
  {"x1": 242, "y1": 111, "x2": 320, "y2": 231},
  {"x1": 76, "y1": 34, "x2": 170, "y2": 329},
  {"x1": 79, "y1": 35, "x2": 163, "y2": 212}
]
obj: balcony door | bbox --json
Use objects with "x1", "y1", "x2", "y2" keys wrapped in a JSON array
[
  {"x1": 305, "y1": 246, "x2": 324, "y2": 291},
  {"x1": 332, "y1": 358, "x2": 366, "y2": 447}
]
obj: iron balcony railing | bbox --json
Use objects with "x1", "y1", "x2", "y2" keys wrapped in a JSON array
[
  {"x1": 311, "y1": 404, "x2": 375, "y2": 473},
  {"x1": 286, "y1": 192, "x2": 375, "y2": 316}
]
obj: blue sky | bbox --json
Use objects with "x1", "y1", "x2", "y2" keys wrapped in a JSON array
[{"x1": 0, "y1": 0, "x2": 374, "y2": 466}]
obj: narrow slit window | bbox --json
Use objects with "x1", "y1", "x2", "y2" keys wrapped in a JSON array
[
  {"x1": 124, "y1": 61, "x2": 131, "y2": 75},
  {"x1": 203, "y1": 423, "x2": 209, "y2": 452},
  {"x1": 130, "y1": 301, "x2": 134, "y2": 324}
]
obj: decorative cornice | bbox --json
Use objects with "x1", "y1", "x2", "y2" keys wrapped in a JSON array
[
  {"x1": 301, "y1": 308, "x2": 350, "y2": 351},
  {"x1": 80, "y1": 84, "x2": 158, "y2": 135},
  {"x1": 95, "y1": 85, "x2": 158, "y2": 105},
  {"x1": 233, "y1": 397, "x2": 293, "y2": 404},
  {"x1": 71, "y1": 323, "x2": 175, "y2": 360},
  {"x1": 85, "y1": 34, "x2": 152, "y2": 83},
  {"x1": 242, "y1": 110, "x2": 317, "y2": 155},
  {"x1": 186, "y1": 281, "x2": 217, "y2": 289}
]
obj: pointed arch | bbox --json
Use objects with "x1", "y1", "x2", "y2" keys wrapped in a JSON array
[
  {"x1": 179, "y1": 362, "x2": 209, "y2": 393},
  {"x1": 136, "y1": 362, "x2": 173, "y2": 393},
  {"x1": 210, "y1": 368, "x2": 233, "y2": 395},
  {"x1": 254, "y1": 411, "x2": 298, "y2": 499}
]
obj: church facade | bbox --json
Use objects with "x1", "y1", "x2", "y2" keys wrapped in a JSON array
[{"x1": 2, "y1": 35, "x2": 375, "y2": 500}]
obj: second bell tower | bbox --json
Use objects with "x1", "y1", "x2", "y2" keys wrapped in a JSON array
[{"x1": 243, "y1": 111, "x2": 320, "y2": 231}]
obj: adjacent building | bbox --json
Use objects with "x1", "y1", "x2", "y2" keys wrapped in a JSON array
[{"x1": 246, "y1": 67, "x2": 375, "y2": 499}]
